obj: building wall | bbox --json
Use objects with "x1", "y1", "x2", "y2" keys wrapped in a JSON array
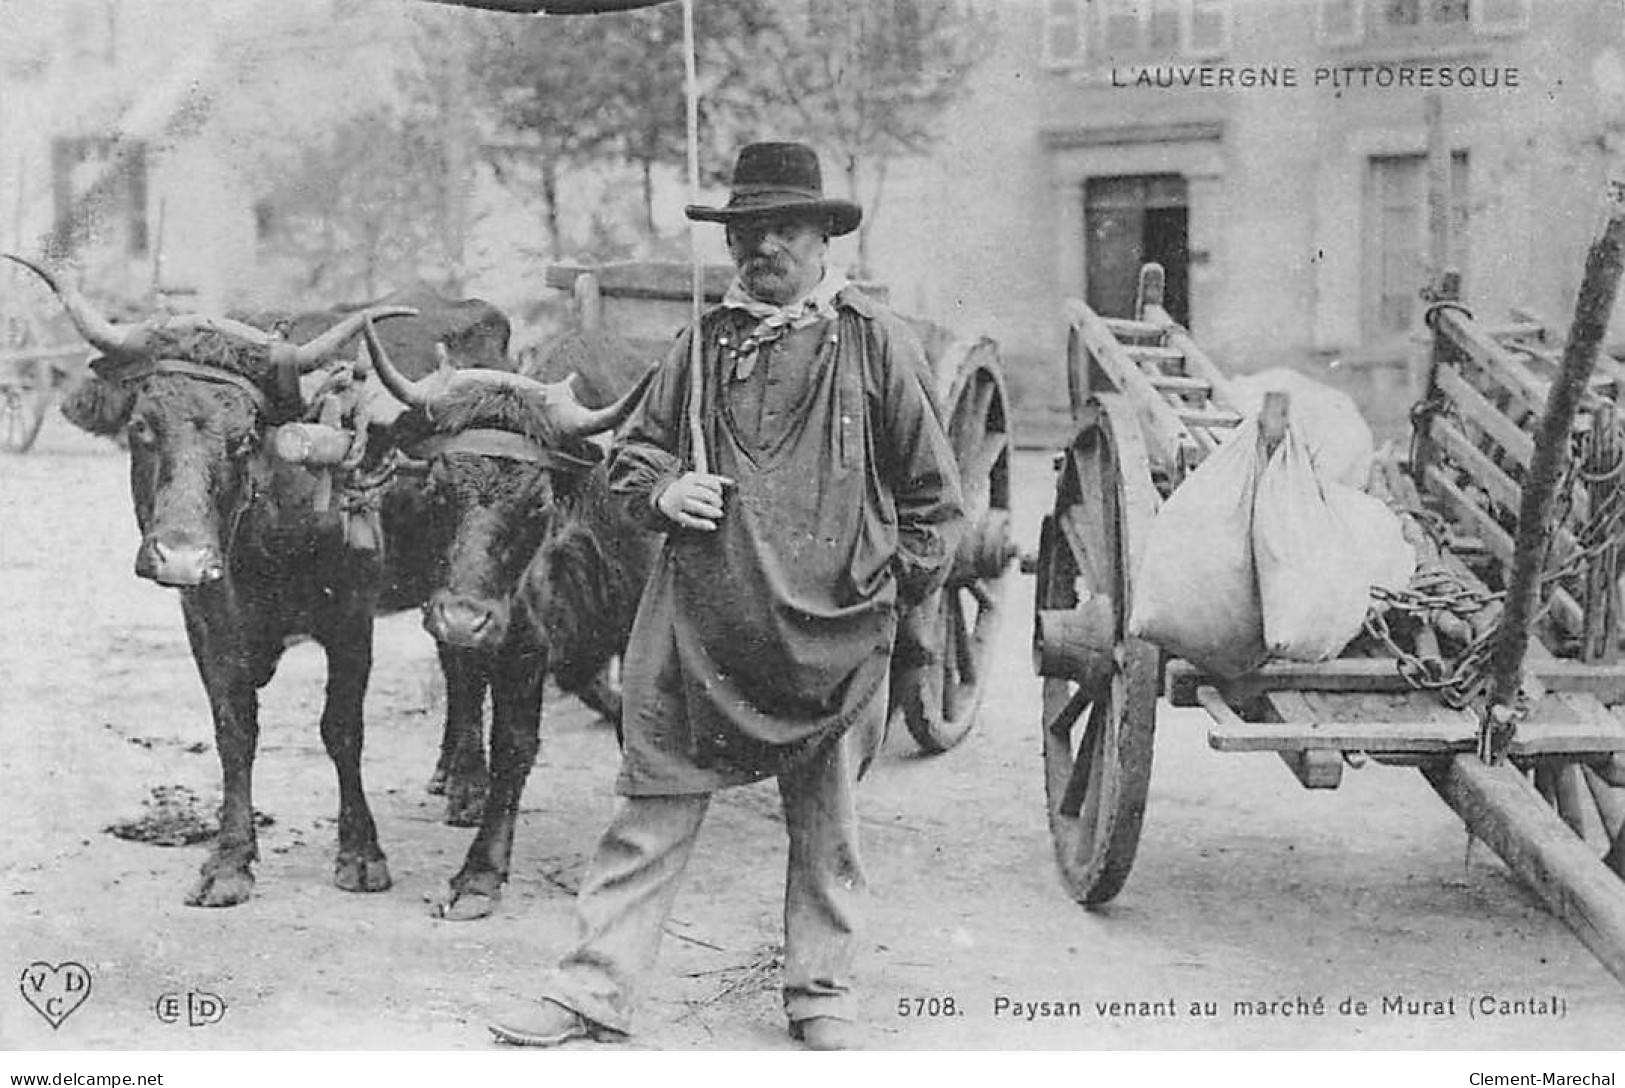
[
  {"x1": 864, "y1": 0, "x2": 1625, "y2": 433},
  {"x1": 0, "y1": 0, "x2": 407, "y2": 315}
]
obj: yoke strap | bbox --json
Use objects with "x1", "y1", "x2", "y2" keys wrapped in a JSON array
[
  {"x1": 410, "y1": 427, "x2": 600, "y2": 472},
  {"x1": 110, "y1": 358, "x2": 272, "y2": 414}
]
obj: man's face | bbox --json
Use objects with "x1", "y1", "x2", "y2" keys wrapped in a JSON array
[{"x1": 726, "y1": 213, "x2": 829, "y2": 305}]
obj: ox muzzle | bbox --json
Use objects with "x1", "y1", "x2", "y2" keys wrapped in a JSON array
[
  {"x1": 424, "y1": 590, "x2": 512, "y2": 652},
  {"x1": 136, "y1": 535, "x2": 226, "y2": 587}
]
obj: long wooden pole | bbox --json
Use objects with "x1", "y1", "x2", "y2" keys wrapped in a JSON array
[
  {"x1": 1426, "y1": 755, "x2": 1625, "y2": 986},
  {"x1": 1486, "y1": 183, "x2": 1625, "y2": 760},
  {"x1": 1424, "y1": 93, "x2": 1451, "y2": 293},
  {"x1": 681, "y1": 0, "x2": 708, "y2": 473}
]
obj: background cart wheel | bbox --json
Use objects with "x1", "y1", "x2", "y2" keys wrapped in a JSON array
[
  {"x1": 0, "y1": 377, "x2": 50, "y2": 453},
  {"x1": 894, "y1": 340, "x2": 1014, "y2": 753},
  {"x1": 1033, "y1": 394, "x2": 1159, "y2": 905}
]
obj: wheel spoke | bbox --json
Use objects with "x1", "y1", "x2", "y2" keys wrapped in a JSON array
[
  {"x1": 1061, "y1": 698, "x2": 1107, "y2": 820},
  {"x1": 961, "y1": 431, "x2": 1007, "y2": 486},
  {"x1": 1045, "y1": 681, "x2": 1092, "y2": 742},
  {"x1": 1075, "y1": 706, "x2": 1112, "y2": 855},
  {"x1": 949, "y1": 587, "x2": 975, "y2": 686}
]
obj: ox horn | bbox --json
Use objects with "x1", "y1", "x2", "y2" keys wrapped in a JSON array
[
  {"x1": 362, "y1": 314, "x2": 446, "y2": 412},
  {"x1": 274, "y1": 306, "x2": 418, "y2": 374},
  {"x1": 363, "y1": 315, "x2": 653, "y2": 437},
  {"x1": 543, "y1": 365, "x2": 656, "y2": 439},
  {"x1": 2, "y1": 252, "x2": 149, "y2": 358}
]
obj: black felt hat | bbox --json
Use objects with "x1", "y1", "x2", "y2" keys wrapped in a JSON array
[{"x1": 685, "y1": 142, "x2": 862, "y2": 237}]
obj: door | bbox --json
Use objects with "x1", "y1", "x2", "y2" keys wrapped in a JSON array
[{"x1": 1085, "y1": 174, "x2": 1189, "y2": 326}]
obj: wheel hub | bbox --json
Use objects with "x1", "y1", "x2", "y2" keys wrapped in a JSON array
[{"x1": 952, "y1": 509, "x2": 1015, "y2": 584}]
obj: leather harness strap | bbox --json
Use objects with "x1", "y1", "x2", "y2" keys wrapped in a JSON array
[
  {"x1": 110, "y1": 358, "x2": 273, "y2": 415},
  {"x1": 409, "y1": 427, "x2": 601, "y2": 472}
]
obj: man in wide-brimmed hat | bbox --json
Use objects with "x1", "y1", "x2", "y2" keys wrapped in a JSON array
[{"x1": 489, "y1": 141, "x2": 963, "y2": 1051}]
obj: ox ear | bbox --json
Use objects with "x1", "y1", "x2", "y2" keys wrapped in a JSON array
[{"x1": 59, "y1": 369, "x2": 135, "y2": 436}]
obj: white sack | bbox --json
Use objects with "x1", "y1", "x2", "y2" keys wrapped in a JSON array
[
  {"x1": 1229, "y1": 368, "x2": 1374, "y2": 489},
  {"x1": 1252, "y1": 430, "x2": 1416, "y2": 662},
  {"x1": 1128, "y1": 418, "x2": 1269, "y2": 678}
]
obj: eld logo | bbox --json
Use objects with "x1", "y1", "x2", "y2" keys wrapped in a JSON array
[
  {"x1": 18, "y1": 961, "x2": 93, "y2": 1030},
  {"x1": 155, "y1": 990, "x2": 226, "y2": 1027}
]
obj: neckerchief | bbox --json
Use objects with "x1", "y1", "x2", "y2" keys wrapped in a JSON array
[{"x1": 720, "y1": 267, "x2": 848, "y2": 380}]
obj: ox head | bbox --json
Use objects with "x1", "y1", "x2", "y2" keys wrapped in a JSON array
[
  {"x1": 5, "y1": 254, "x2": 412, "y2": 586},
  {"x1": 363, "y1": 319, "x2": 652, "y2": 651}
]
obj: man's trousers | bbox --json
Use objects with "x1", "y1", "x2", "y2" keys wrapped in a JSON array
[{"x1": 538, "y1": 696, "x2": 882, "y2": 1034}]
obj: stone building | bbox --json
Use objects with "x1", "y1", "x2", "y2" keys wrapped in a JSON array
[{"x1": 868, "y1": 0, "x2": 1623, "y2": 431}]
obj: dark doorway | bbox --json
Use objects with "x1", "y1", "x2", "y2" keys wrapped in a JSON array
[{"x1": 1084, "y1": 174, "x2": 1189, "y2": 326}]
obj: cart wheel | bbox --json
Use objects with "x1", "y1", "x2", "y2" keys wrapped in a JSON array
[
  {"x1": 1033, "y1": 394, "x2": 1159, "y2": 905},
  {"x1": 0, "y1": 380, "x2": 49, "y2": 453},
  {"x1": 894, "y1": 343, "x2": 1014, "y2": 753}
]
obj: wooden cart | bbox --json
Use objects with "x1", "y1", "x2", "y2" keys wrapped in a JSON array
[
  {"x1": 0, "y1": 298, "x2": 88, "y2": 453},
  {"x1": 546, "y1": 261, "x2": 1016, "y2": 753},
  {"x1": 1030, "y1": 261, "x2": 1625, "y2": 985}
]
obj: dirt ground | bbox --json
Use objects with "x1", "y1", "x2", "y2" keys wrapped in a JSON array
[{"x1": 4, "y1": 412, "x2": 1624, "y2": 1053}]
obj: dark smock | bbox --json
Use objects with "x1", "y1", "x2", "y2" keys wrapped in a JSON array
[{"x1": 608, "y1": 287, "x2": 963, "y2": 795}]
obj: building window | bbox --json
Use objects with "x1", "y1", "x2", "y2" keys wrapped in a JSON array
[
  {"x1": 1317, "y1": 0, "x2": 1527, "y2": 45},
  {"x1": 1043, "y1": 0, "x2": 1088, "y2": 65},
  {"x1": 51, "y1": 137, "x2": 149, "y2": 259},
  {"x1": 63, "y1": 0, "x2": 117, "y2": 67},
  {"x1": 1362, "y1": 152, "x2": 1468, "y2": 343},
  {"x1": 1043, "y1": 0, "x2": 1230, "y2": 68}
]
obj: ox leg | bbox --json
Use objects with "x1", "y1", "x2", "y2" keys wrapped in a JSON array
[
  {"x1": 180, "y1": 594, "x2": 261, "y2": 908},
  {"x1": 435, "y1": 643, "x2": 491, "y2": 827},
  {"x1": 319, "y1": 613, "x2": 391, "y2": 893},
  {"x1": 436, "y1": 646, "x2": 545, "y2": 922}
]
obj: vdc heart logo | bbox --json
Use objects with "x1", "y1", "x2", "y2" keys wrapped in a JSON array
[{"x1": 19, "y1": 962, "x2": 93, "y2": 1029}]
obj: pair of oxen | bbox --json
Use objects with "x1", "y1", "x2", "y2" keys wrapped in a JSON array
[{"x1": 7, "y1": 255, "x2": 655, "y2": 921}]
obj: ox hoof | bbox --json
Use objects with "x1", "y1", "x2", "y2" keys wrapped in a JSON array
[
  {"x1": 334, "y1": 854, "x2": 393, "y2": 893},
  {"x1": 427, "y1": 882, "x2": 500, "y2": 922},
  {"x1": 185, "y1": 868, "x2": 255, "y2": 908}
]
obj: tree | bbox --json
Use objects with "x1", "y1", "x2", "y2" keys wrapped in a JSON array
[
  {"x1": 711, "y1": 0, "x2": 996, "y2": 277},
  {"x1": 472, "y1": 0, "x2": 773, "y2": 248},
  {"x1": 405, "y1": 7, "x2": 484, "y2": 294},
  {"x1": 468, "y1": 12, "x2": 618, "y2": 257},
  {"x1": 258, "y1": 106, "x2": 451, "y2": 300}
]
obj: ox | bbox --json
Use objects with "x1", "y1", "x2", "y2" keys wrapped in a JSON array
[
  {"x1": 363, "y1": 321, "x2": 658, "y2": 920},
  {"x1": 6, "y1": 253, "x2": 432, "y2": 907},
  {"x1": 237, "y1": 288, "x2": 525, "y2": 804}
]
